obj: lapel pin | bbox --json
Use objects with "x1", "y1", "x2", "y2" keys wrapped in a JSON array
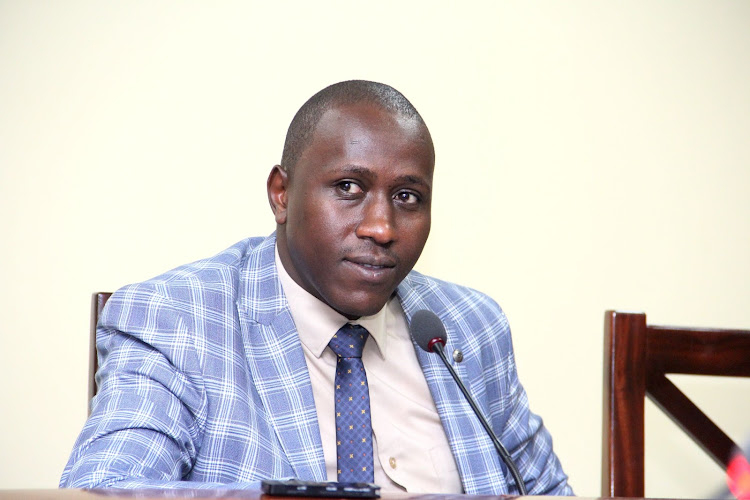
[{"x1": 452, "y1": 349, "x2": 463, "y2": 363}]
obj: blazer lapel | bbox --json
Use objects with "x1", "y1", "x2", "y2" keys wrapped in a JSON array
[
  {"x1": 236, "y1": 235, "x2": 326, "y2": 481},
  {"x1": 397, "y1": 275, "x2": 507, "y2": 494}
]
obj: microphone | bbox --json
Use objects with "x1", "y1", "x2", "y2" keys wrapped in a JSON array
[{"x1": 409, "y1": 310, "x2": 528, "y2": 496}]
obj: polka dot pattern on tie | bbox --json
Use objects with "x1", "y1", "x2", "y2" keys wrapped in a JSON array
[{"x1": 328, "y1": 324, "x2": 374, "y2": 483}]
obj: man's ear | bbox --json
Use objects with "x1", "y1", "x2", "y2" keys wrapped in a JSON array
[{"x1": 267, "y1": 165, "x2": 289, "y2": 225}]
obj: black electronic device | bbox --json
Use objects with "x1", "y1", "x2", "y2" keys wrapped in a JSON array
[{"x1": 261, "y1": 479, "x2": 380, "y2": 498}]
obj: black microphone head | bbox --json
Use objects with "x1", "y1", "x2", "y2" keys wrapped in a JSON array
[{"x1": 409, "y1": 309, "x2": 448, "y2": 352}]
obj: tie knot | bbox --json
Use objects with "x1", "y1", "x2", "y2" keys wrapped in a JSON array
[{"x1": 329, "y1": 324, "x2": 369, "y2": 358}]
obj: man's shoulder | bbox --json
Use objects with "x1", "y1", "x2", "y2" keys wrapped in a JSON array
[
  {"x1": 148, "y1": 237, "x2": 266, "y2": 280},
  {"x1": 399, "y1": 269, "x2": 505, "y2": 321},
  {"x1": 113, "y1": 235, "x2": 273, "y2": 304},
  {"x1": 399, "y1": 270, "x2": 512, "y2": 352}
]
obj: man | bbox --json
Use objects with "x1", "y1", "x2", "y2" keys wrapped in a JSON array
[{"x1": 61, "y1": 80, "x2": 572, "y2": 495}]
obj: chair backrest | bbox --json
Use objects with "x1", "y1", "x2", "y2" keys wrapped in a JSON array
[
  {"x1": 602, "y1": 310, "x2": 750, "y2": 497},
  {"x1": 89, "y1": 292, "x2": 112, "y2": 408}
]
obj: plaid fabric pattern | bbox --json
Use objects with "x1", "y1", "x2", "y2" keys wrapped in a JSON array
[
  {"x1": 60, "y1": 234, "x2": 572, "y2": 495},
  {"x1": 329, "y1": 324, "x2": 374, "y2": 483}
]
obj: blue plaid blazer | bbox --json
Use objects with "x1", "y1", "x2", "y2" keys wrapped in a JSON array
[{"x1": 61, "y1": 235, "x2": 572, "y2": 495}]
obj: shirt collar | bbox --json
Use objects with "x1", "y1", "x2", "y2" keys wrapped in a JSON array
[{"x1": 275, "y1": 245, "x2": 388, "y2": 360}]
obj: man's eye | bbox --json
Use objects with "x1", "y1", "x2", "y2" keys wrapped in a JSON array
[
  {"x1": 395, "y1": 191, "x2": 419, "y2": 204},
  {"x1": 338, "y1": 181, "x2": 362, "y2": 194}
]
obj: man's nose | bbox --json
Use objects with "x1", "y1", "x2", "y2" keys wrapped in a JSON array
[{"x1": 355, "y1": 196, "x2": 396, "y2": 245}]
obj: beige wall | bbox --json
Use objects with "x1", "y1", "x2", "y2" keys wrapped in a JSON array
[{"x1": 1, "y1": 1, "x2": 749, "y2": 497}]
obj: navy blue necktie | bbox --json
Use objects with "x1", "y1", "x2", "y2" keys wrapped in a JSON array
[{"x1": 329, "y1": 324, "x2": 374, "y2": 483}]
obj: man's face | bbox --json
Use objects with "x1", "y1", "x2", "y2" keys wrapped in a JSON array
[{"x1": 270, "y1": 102, "x2": 434, "y2": 319}]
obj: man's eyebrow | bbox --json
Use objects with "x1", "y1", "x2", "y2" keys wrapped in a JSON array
[
  {"x1": 396, "y1": 174, "x2": 431, "y2": 189},
  {"x1": 338, "y1": 164, "x2": 371, "y2": 177}
]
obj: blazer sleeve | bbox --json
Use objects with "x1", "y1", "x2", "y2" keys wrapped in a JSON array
[{"x1": 59, "y1": 284, "x2": 252, "y2": 489}]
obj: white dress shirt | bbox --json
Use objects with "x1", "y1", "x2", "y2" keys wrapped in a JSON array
[{"x1": 275, "y1": 247, "x2": 462, "y2": 493}]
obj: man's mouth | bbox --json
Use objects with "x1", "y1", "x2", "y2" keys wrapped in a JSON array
[
  {"x1": 346, "y1": 256, "x2": 397, "y2": 269},
  {"x1": 343, "y1": 256, "x2": 397, "y2": 282}
]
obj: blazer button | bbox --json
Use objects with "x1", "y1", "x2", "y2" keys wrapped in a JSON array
[{"x1": 389, "y1": 457, "x2": 397, "y2": 469}]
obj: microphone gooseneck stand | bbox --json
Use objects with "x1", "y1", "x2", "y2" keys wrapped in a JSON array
[{"x1": 429, "y1": 340, "x2": 528, "y2": 496}]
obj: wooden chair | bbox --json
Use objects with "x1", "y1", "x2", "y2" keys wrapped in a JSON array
[
  {"x1": 89, "y1": 292, "x2": 112, "y2": 408},
  {"x1": 602, "y1": 310, "x2": 750, "y2": 497}
]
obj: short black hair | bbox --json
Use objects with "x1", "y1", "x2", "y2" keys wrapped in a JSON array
[{"x1": 280, "y1": 80, "x2": 431, "y2": 172}]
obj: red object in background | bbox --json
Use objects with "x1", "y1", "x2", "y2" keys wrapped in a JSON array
[{"x1": 727, "y1": 452, "x2": 750, "y2": 500}]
